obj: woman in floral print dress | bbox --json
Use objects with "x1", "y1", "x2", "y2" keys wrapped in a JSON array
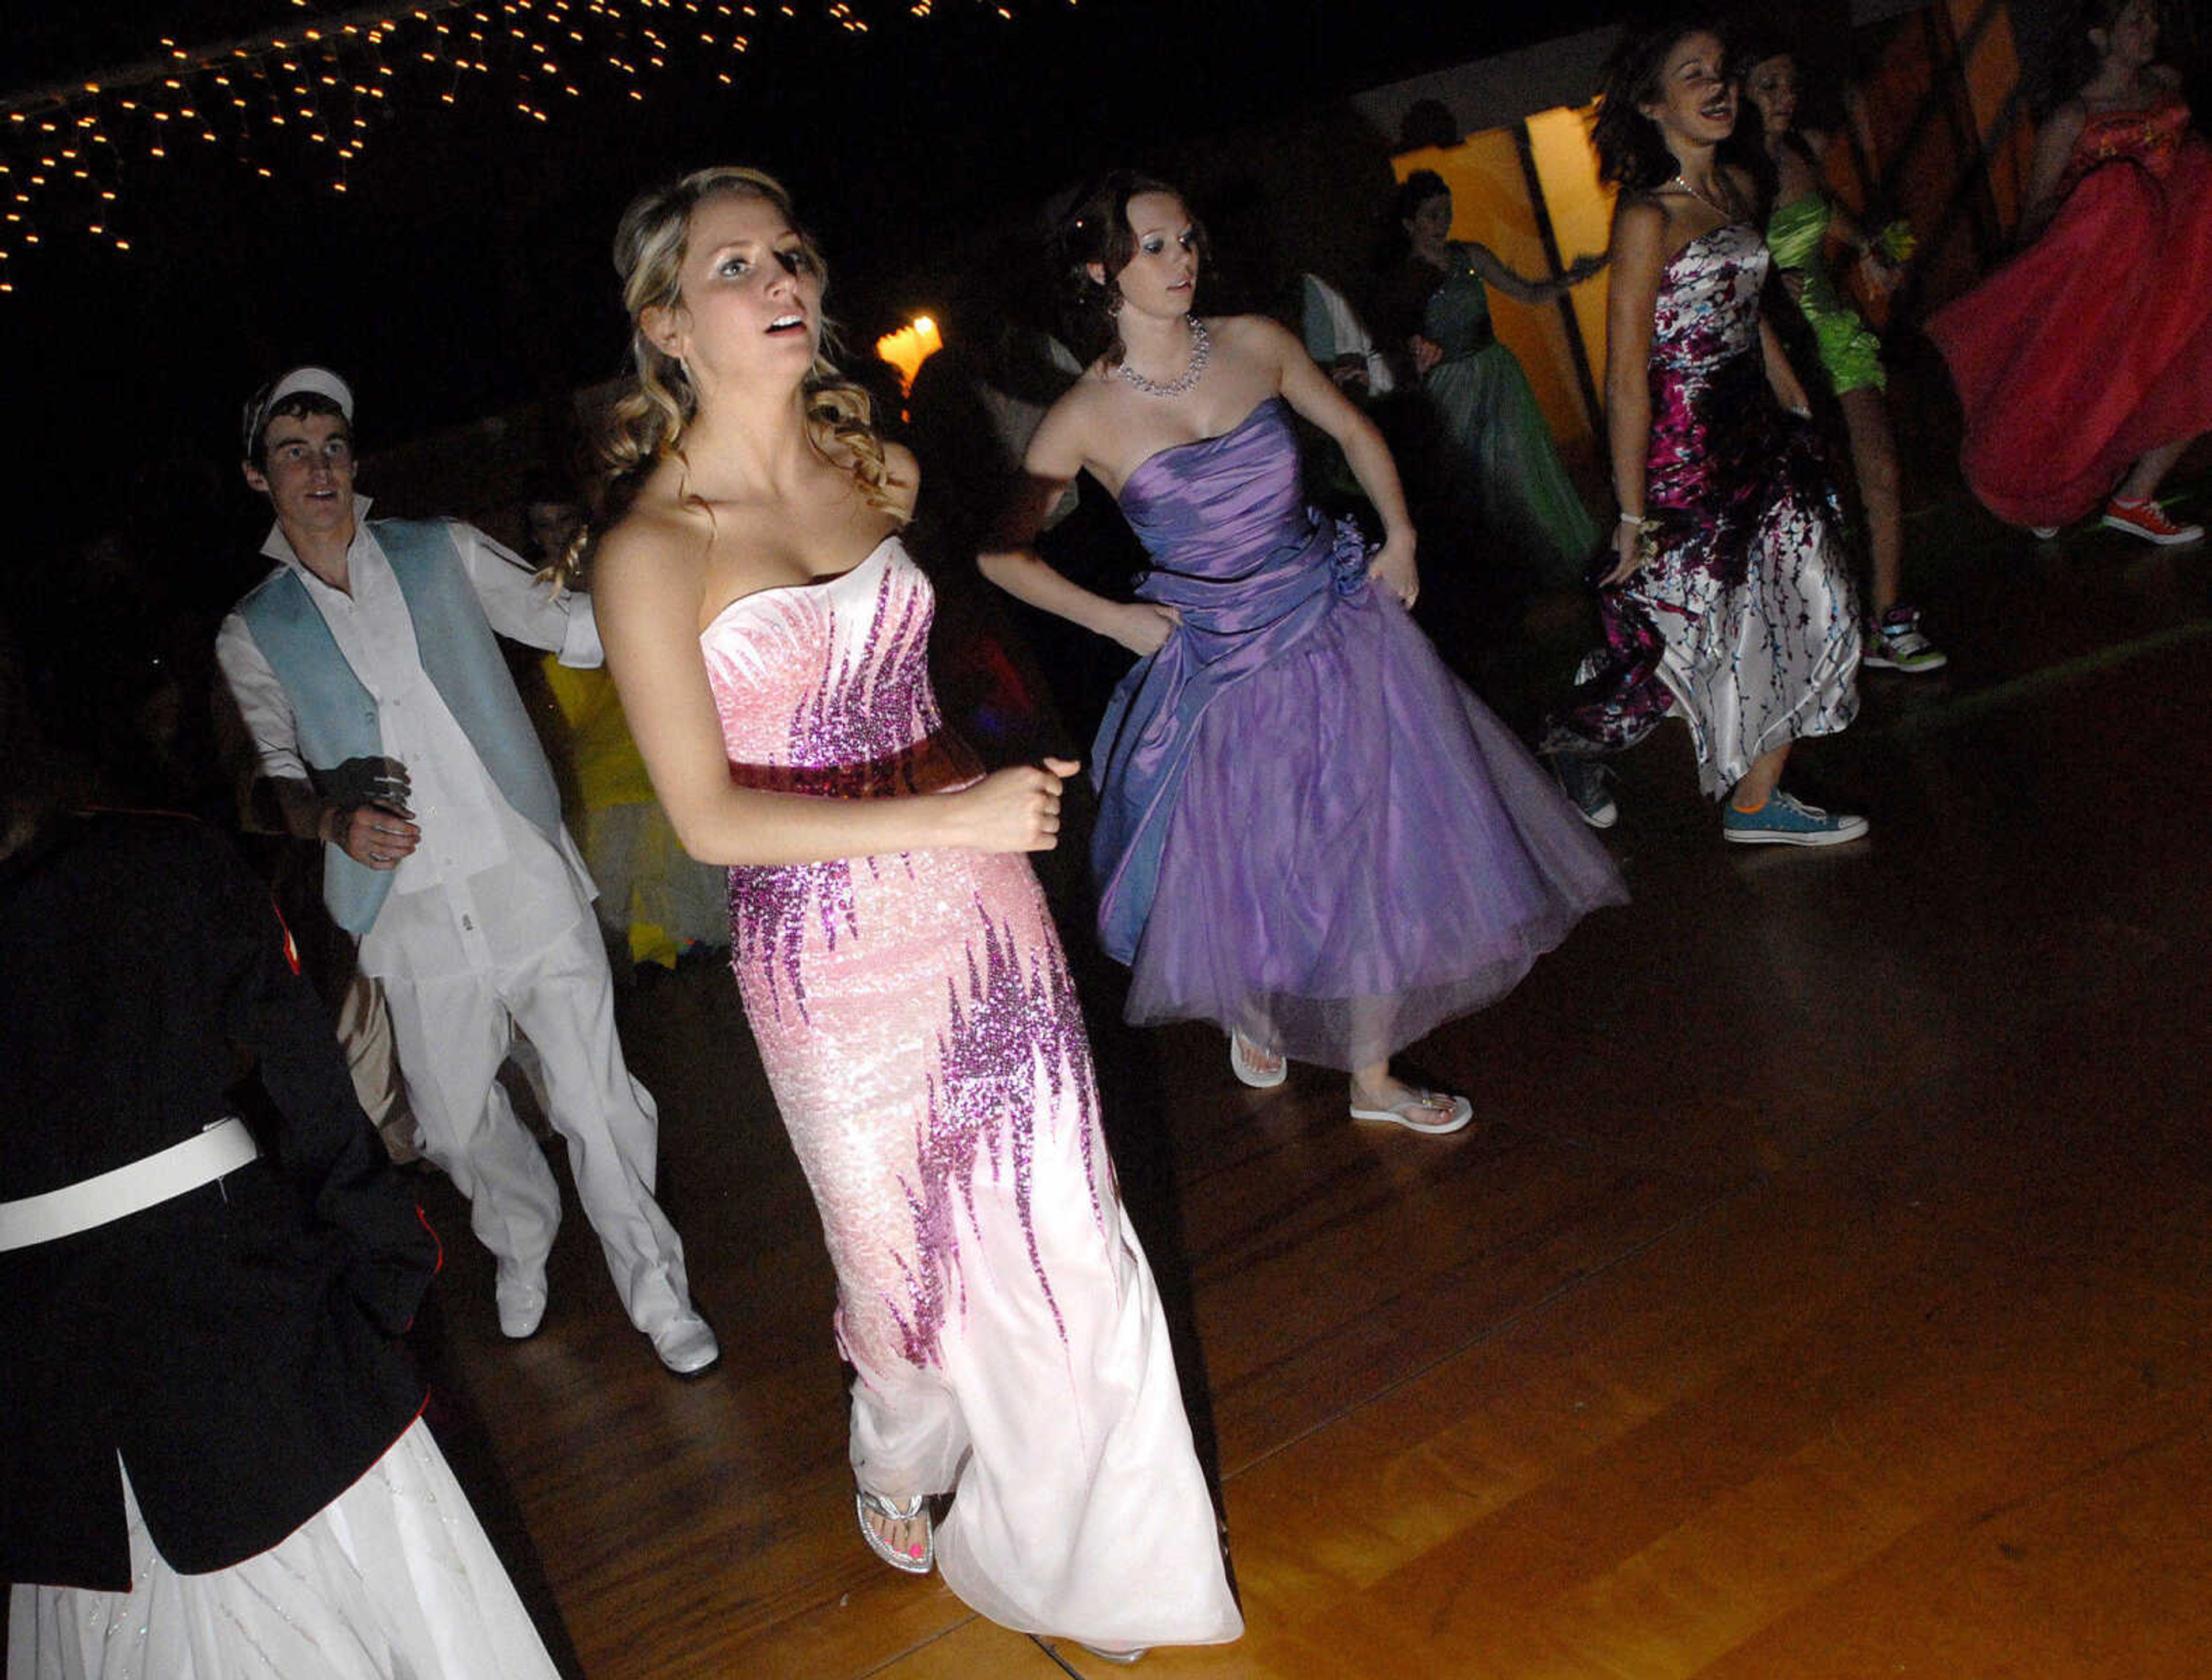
[{"x1": 1543, "y1": 21, "x2": 1866, "y2": 847}]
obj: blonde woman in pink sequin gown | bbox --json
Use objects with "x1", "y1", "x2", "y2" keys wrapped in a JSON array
[{"x1": 589, "y1": 168, "x2": 1242, "y2": 1660}]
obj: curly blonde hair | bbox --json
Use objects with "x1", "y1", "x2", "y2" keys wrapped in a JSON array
[{"x1": 598, "y1": 165, "x2": 899, "y2": 520}]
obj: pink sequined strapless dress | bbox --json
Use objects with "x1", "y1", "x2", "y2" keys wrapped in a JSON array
[{"x1": 699, "y1": 535, "x2": 1241, "y2": 1650}]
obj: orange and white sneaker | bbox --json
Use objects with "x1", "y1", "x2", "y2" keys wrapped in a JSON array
[{"x1": 2101, "y1": 495, "x2": 2205, "y2": 546}]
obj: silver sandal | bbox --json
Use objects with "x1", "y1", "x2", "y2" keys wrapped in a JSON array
[
  {"x1": 1076, "y1": 1643, "x2": 1148, "y2": 1664},
  {"x1": 855, "y1": 1486, "x2": 933, "y2": 1575}
]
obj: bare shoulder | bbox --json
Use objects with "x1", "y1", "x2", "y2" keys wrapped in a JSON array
[
  {"x1": 880, "y1": 440, "x2": 921, "y2": 520},
  {"x1": 816, "y1": 427, "x2": 919, "y2": 521},
  {"x1": 592, "y1": 491, "x2": 707, "y2": 616},
  {"x1": 1059, "y1": 360, "x2": 1124, "y2": 408},
  {"x1": 1614, "y1": 192, "x2": 1666, "y2": 236},
  {"x1": 1027, "y1": 371, "x2": 1116, "y2": 471},
  {"x1": 1210, "y1": 313, "x2": 1302, "y2": 384},
  {"x1": 1770, "y1": 142, "x2": 1821, "y2": 200},
  {"x1": 2043, "y1": 98, "x2": 2091, "y2": 143},
  {"x1": 1212, "y1": 312, "x2": 1297, "y2": 358},
  {"x1": 1612, "y1": 194, "x2": 1669, "y2": 257}
]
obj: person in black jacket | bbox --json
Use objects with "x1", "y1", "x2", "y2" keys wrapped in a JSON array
[{"x1": 0, "y1": 641, "x2": 559, "y2": 1677}]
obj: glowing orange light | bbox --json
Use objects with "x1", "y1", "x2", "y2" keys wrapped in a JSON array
[{"x1": 874, "y1": 314, "x2": 942, "y2": 396}]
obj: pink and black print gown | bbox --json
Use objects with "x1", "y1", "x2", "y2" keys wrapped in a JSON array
[
  {"x1": 700, "y1": 535, "x2": 1242, "y2": 1650},
  {"x1": 1544, "y1": 221, "x2": 1859, "y2": 795}
]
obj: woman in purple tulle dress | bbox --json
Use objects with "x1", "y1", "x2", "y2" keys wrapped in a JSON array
[
  {"x1": 982, "y1": 172, "x2": 1624, "y2": 1134},
  {"x1": 1541, "y1": 23, "x2": 1865, "y2": 847}
]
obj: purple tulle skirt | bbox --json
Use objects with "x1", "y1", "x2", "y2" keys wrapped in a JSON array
[{"x1": 1122, "y1": 584, "x2": 1625, "y2": 1070}]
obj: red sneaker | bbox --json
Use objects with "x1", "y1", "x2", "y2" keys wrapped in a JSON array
[{"x1": 2101, "y1": 497, "x2": 2205, "y2": 546}]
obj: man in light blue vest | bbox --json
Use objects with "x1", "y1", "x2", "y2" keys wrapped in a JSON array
[{"x1": 215, "y1": 366, "x2": 719, "y2": 1376}]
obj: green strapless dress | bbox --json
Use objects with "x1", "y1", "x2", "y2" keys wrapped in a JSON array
[
  {"x1": 1420, "y1": 246, "x2": 1599, "y2": 584},
  {"x1": 1766, "y1": 193, "x2": 1887, "y2": 396}
]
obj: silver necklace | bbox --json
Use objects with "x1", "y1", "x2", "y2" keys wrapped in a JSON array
[
  {"x1": 1669, "y1": 172, "x2": 1738, "y2": 220},
  {"x1": 1117, "y1": 315, "x2": 1210, "y2": 398}
]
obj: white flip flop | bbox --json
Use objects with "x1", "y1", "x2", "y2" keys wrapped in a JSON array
[
  {"x1": 1349, "y1": 1090, "x2": 1474, "y2": 1136},
  {"x1": 1229, "y1": 1030, "x2": 1286, "y2": 1089}
]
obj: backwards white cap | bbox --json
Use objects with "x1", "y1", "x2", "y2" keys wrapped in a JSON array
[{"x1": 243, "y1": 365, "x2": 354, "y2": 457}]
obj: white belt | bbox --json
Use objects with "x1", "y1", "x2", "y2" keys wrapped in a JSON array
[{"x1": 0, "y1": 1118, "x2": 259, "y2": 1253}]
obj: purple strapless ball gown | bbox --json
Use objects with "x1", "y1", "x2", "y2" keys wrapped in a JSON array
[{"x1": 1092, "y1": 396, "x2": 1626, "y2": 1070}]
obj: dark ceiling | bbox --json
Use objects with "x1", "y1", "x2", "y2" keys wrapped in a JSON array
[{"x1": 1, "y1": 0, "x2": 1620, "y2": 557}]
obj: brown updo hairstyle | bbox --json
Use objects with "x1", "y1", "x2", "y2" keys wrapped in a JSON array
[
  {"x1": 1057, "y1": 169, "x2": 1210, "y2": 369},
  {"x1": 597, "y1": 165, "x2": 899, "y2": 521}
]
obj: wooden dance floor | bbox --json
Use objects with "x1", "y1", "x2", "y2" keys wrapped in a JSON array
[{"x1": 408, "y1": 468, "x2": 2212, "y2": 1679}]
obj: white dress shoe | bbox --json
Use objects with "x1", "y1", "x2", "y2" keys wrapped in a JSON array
[
  {"x1": 651, "y1": 1310, "x2": 720, "y2": 1376},
  {"x1": 495, "y1": 1269, "x2": 548, "y2": 1340}
]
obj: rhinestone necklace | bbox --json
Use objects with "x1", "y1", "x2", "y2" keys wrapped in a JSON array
[
  {"x1": 1117, "y1": 315, "x2": 1210, "y2": 398},
  {"x1": 1668, "y1": 172, "x2": 1739, "y2": 220}
]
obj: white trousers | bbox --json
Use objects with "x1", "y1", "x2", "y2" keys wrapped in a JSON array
[{"x1": 379, "y1": 910, "x2": 692, "y2": 1334}]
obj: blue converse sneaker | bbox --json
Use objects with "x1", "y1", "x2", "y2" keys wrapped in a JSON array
[
  {"x1": 1722, "y1": 789, "x2": 1869, "y2": 847},
  {"x1": 1549, "y1": 753, "x2": 1618, "y2": 828},
  {"x1": 1862, "y1": 605, "x2": 1948, "y2": 673}
]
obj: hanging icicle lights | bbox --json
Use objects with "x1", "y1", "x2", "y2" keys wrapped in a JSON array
[{"x1": 0, "y1": 0, "x2": 1063, "y2": 294}]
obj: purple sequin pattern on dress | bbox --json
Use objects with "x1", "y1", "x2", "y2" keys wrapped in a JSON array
[
  {"x1": 889, "y1": 905, "x2": 1105, "y2": 1365},
  {"x1": 698, "y1": 536, "x2": 1113, "y2": 1375},
  {"x1": 720, "y1": 547, "x2": 977, "y2": 1020}
]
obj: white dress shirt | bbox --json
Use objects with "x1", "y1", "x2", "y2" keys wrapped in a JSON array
[{"x1": 217, "y1": 499, "x2": 603, "y2": 982}]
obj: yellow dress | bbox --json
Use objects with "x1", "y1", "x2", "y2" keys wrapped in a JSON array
[{"x1": 539, "y1": 656, "x2": 728, "y2": 967}]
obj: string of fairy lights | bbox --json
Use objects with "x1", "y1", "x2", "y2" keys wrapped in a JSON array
[{"x1": 0, "y1": 0, "x2": 1060, "y2": 296}]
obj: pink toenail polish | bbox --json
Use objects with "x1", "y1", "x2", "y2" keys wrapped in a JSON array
[{"x1": 907, "y1": 1543, "x2": 924, "y2": 1558}]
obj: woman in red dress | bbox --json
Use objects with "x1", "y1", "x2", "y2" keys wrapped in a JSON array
[{"x1": 1925, "y1": 0, "x2": 2212, "y2": 543}]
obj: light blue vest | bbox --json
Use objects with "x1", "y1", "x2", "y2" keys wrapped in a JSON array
[{"x1": 234, "y1": 517, "x2": 563, "y2": 937}]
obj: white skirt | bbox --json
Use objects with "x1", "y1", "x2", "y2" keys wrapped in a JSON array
[{"x1": 8, "y1": 1419, "x2": 559, "y2": 1680}]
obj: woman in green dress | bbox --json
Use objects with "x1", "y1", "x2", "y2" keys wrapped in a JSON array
[
  {"x1": 1387, "y1": 170, "x2": 1606, "y2": 589},
  {"x1": 1741, "y1": 41, "x2": 1949, "y2": 674}
]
